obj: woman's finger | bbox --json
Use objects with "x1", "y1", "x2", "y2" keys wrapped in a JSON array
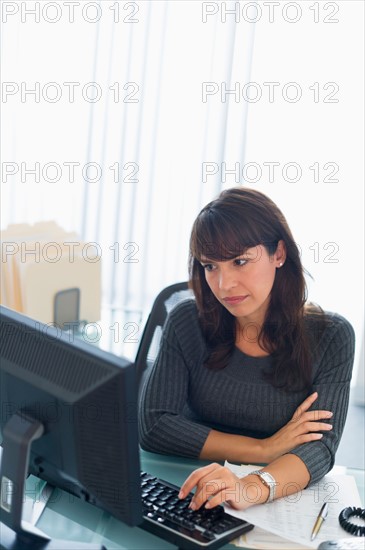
[
  {"x1": 296, "y1": 432, "x2": 325, "y2": 444},
  {"x1": 178, "y1": 463, "x2": 220, "y2": 499},
  {"x1": 302, "y1": 410, "x2": 333, "y2": 422},
  {"x1": 290, "y1": 409, "x2": 333, "y2": 428},
  {"x1": 204, "y1": 488, "x2": 235, "y2": 510},
  {"x1": 292, "y1": 391, "x2": 318, "y2": 420},
  {"x1": 299, "y1": 421, "x2": 333, "y2": 433},
  {"x1": 189, "y1": 476, "x2": 226, "y2": 510}
]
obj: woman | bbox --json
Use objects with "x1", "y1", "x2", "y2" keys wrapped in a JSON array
[{"x1": 139, "y1": 187, "x2": 355, "y2": 510}]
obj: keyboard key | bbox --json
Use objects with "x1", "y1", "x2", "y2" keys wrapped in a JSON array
[{"x1": 202, "y1": 530, "x2": 216, "y2": 541}]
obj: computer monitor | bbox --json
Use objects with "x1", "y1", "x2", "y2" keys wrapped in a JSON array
[{"x1": 0, "y1": 305, "x2": 142, "y2": 549}]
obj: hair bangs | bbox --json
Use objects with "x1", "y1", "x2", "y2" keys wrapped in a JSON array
[{"x1": 191, "y1": 206, "x2": 263, "y2": 262}]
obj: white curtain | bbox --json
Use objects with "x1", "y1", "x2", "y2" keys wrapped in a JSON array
[
  {"x1": 1, "y1": 1, "x2": 253, "y2": 311},
  {"x1": 1, "y1": 1, "x2": 363, "y2": 380}
]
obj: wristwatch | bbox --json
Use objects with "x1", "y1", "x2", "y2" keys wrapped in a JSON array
[{"x1": 250, "y1": 470, "x2": 277, "y2": 503}]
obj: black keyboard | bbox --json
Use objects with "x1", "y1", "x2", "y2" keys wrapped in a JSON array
[{"x1": 140, "y1": 472, "x2": 254, "y2": 549}]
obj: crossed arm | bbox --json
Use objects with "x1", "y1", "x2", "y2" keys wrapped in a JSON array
[{"x1": 179, "y1": 392, "x2": 332, "y2": 510}]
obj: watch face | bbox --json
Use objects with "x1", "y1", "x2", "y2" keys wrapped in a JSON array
[
  {"x1": 250, "y1": 471, "x2": 276, "y2": 502},
  {"x1": 261, "y1": 473, "x2": 274, "y2": 486},
  {"x1": 258, "y1": 472, "x2": 276, "y2": 502}
]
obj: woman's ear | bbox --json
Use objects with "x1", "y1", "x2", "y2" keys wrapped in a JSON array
[{"x1": 275, "y1": 240, "x2": 286, "y2": 267}]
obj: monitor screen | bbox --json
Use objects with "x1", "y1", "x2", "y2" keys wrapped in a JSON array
[{"x1": 0, "y1": 305, "x2": 142, "y2": 546}]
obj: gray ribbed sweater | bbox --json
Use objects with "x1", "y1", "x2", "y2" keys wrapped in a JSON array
[{"x1": 139, "y1": 300, "x2": 355, "y2": 484}]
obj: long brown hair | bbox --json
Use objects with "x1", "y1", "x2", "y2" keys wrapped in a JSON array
[{"x1": 189, "y1": 186, "x2": 321, "y2": 392}]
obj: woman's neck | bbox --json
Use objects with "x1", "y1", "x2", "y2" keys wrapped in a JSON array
[{"x1": 235, "y1": 324, "x2": 270, "y2": 358}]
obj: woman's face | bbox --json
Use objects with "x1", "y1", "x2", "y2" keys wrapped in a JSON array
[{"x1": 200, "y1": 243, "x2": 285, "y2": 327}]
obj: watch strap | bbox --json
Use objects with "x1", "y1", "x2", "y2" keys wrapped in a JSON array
[{"x1": 250, "y1": 470, "x2": 277, "y2": 503}]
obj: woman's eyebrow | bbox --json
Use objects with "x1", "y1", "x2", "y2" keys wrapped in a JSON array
[{"x1": 199, "y1": 254, "x2": 249, "y2": 263}]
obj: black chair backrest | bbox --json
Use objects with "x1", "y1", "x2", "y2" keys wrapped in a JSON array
[{"x1": 135, "y1": 282, "x2": 193, "y2": 387}]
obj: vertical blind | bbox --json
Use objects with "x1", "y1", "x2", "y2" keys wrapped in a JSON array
[
  {"x1": 1, "y1": 1, "x2": 255, "y2": 357},
  {"x1": 1, "y1": 1, "x2": 363, "y2": 383}
]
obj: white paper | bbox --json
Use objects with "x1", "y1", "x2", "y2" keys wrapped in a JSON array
[
  {"x1": 224, "y1": 461, "x2": 362, "y2": 549},
  {"x1": 235, "y1": 526, "x2": 312, "y2": 550}
]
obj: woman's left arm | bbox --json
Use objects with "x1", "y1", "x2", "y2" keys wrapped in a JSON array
[{"x1": 288, "y1": 313, "x2": 355, "y2": 485}]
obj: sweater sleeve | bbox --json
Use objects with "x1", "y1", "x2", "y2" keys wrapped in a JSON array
[
  {"x1": 138, "y1": 301, "x2": 211, "y2": 457},
  {"x1": 288, "y1": 313, "x2": 355, "y2": 484}
]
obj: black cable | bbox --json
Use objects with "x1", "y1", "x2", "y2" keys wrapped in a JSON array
[{"x1": 339, "y1": 507, "x2": 365, "y2": 537}]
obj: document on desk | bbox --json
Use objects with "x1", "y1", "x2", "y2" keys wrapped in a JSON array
[{"x1": 224, "y1": 462, "x2": 362, "y2": 549}]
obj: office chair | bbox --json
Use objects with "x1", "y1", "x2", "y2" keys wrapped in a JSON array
[{"x1": 135, "y1": 282, "x2": 193, "y2": 388}]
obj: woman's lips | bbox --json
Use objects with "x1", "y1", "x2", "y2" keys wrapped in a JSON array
[{"x1": 222, "y1": 295, "x2": 249, "y2": 305}]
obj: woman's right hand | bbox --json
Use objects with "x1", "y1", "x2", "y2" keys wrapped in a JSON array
[{"x1": 261, "y1": 392, "x2": 333, "y2": 462}]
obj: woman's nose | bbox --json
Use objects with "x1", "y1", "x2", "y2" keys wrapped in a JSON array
[{"x1": 218, "y1": 269, "x2": 237, "y2": 291}]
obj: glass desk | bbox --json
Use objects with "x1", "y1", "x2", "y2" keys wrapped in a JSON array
[
  {"x1": 32, "y1": 451, "x2": 215, "y2": 550},
  {"x1": 15, "y1": 452, "x2": 364, "y2": 550}
]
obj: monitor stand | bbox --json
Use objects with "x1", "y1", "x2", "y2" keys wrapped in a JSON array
[{"x1": 0, "y1": 412, "x2": 106, "y2": 550}]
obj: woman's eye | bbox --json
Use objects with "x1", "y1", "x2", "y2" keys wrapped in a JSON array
[
  {"x1": 234, "y1": 258, "x2": 248, "y2": 267},
  {"x1": 202, "y1": 264, "x2": 215, "y2": 272}
]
